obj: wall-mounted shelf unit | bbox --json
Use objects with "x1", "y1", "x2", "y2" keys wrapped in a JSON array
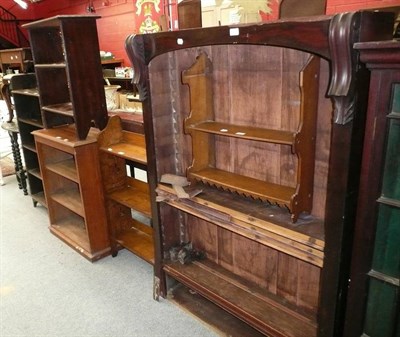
[
  {"x1": 11, "y1": 73, "x2": 46, "y2": 207},
  {"x1": 183, "y1": 52, "x2": 318, "y2": 222},
  {"x1": 23, "y1": 15, "x2": 108, "y2": 140}
]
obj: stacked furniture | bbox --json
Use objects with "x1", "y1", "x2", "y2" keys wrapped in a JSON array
[
  {"x1": 23, "y1": 15, "x2": 152, "y2": 264},
  {"x1": 126, "y1": 11, "x2": 393, "y2": 337},
  {"x1": 23, "y1": 16, "x2": 111, "y2": 261}
]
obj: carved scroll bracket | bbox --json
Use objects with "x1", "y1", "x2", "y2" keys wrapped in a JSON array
[
  {"x1": 328, "y1": 12, "x2": 360, "y2": 125},
  {"x1": 125, "y1": 34, "x2": 149, "y2": 101}
]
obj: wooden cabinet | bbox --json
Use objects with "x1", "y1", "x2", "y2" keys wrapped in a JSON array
[
  {"x1": 23, "y1": 15, "x2": 108, "y2": 140},
  {"x1": 0, "y1": 48, "x2": 33, "y2": 73},
  {"x1": 344, "y1": 40, "x2": 400, "y2": 337},
  {"x1": 33, "y1": 126, "x2": 110, "y2": 261},
  {"x1": 126, "y1": 11, "x2": 394, "y2": 337},
  {"x1": 97, "y1": 116, "x2": 153, "y2": 264},
  {"x1": 11, "y1": 73, "x2": 46, "y2": 207}
]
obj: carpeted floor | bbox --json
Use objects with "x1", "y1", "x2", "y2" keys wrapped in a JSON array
[{"x1": 0, "y1": 176, "x2": 219, "y2": 337}]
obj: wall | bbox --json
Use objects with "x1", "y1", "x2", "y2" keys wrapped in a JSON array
[
  {"x1": 326, "y1": 0, "x2": 400, "y2": 14},
  {"x1": 28, "y1": 0, "x2": 144, "y2": 65},
  {"x1": 6, "y1": 0, "x2": 400, "y2": 66}
]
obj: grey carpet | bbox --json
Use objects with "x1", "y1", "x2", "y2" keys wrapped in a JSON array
[{"x1": 0, "y1": 176, "x2": 219, "y2": 337}]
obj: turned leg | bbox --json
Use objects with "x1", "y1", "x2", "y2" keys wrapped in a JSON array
[{"x1": 9, "y1": 130, "x2": 27, "y2": 195}]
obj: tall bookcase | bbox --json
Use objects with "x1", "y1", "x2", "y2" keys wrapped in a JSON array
[
  {"x1": 11, "y1": 74, "x2": 46, "y2": 207},
  {"x1": 344, "y1": 40, "x2": 400, "y2": 337},
  {"x1": 126, "y1": 11, "x2": 394, "y2": 337},
  {"x1": 23, "y1": 15, "x2": 108, "y2": 140}
]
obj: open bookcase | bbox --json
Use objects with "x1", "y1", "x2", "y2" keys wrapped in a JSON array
[
  {"x1": 97, "y1": 115, "x2": 154, "y2": 264},
  {"x1": 23, "y1": 15, "x2": 108, "y2": 140},
  {"x1": 33, "y1": 126, "x2": 110, "y2": 261},
  {"x1": 11, "y1": 74, "x2": 46, "y2": 207},
  {"x1": 126, "y1": 11, "x2": 394, "y2": 337}
]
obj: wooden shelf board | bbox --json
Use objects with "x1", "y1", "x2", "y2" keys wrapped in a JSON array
[
  {"x1": 168, "y1": 283, "x2": 266, "y2": 337},
  {"x1": 51, "y1": 189, "x2": 84, "y2": 217},
  {"x1": 50, "y1": 216, "x2": 89, "y2": 252},
  {"x1": 46, "y1": 158, "x2": 77, "y2": 182},
  {"x1": 18, "y1": 117, "x2": 44, "y2": 128},
  {"x1": 42, "y1": 102, "x2": 74, "y2": 117},
  {"x1": 158, "y1": 183, "x2": 324, "y2": 249},
  {"x1": 100, "y1": 142, "x2": 146, "y2": 164},
  {"x1": 35, "y1": 63, "x2": 66, "y2": 68},
  {"x1": 22, "y1": 142, "x2": 37, "y2": 153},
  {"x1": 50, "y1": 218, "x2": 110, "y2": 262},
  {"x1": 31, "y1": 191, "x2": 47, "y2": 207},
  {"x1": 160, "y1": 184, "x2": 323, "y2": 266},
  {"x1": 32, "y1": 125, "x2": 98, "y2": 148},
  {"x1": 108, "y1": 177, "x2": 151, "y2": 218},
  {"x1": 12, "y1": 88, "x2": 39, "y2": 97},
  {"x1": 189, "y1": 167, "x2": 296, "y2": 208},
  {"x1": 101, "y1": 58, "x2": 123, "y2": 65},
  {"x1": 164, "y1": 260, "x2": 317, "y2": 337},
  {"x1": 187, "y1": 121, "x2": 295, "y2": 145},
  {"x1": 28, "y1": 167, "x2": 42, "y2": 179},
  {"x1": 115, "y1": 220, "x2": 154, "y2": 264}
]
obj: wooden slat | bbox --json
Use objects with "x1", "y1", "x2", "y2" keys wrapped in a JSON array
[
  {"x1": 35, "y1": 63, "x2": 66, "y2": 68},
  {"x1": 42, "y1": 102, "x2": 74, "y2": 117},
  {"x1": 28, "y1": 168, "x2": 42, "y2": 179},
  {"x1": 100, "y1": 141, "x2": 146, "y2": 164},
  {"x1": 51, "y1": 189, "x2": 84, "y2": 217},
  {"x1": 18, "y1": 117, "x2": 43, "y2": 128},
  {"x1": 189, "y1": 167, "x2": 296, "y2": 207},
  {"x1": 32, "y1": 126, "x2": 98, "y2": 148},
  {"x1": 50, "y1": 215, "x2": 89, "y2": 251},
  {"x1": 98, "y1": 115, "x2": 147, "y2": 164},
  {"x1": 157, "y1": 184, "x2": 324, "y2": 266},
  {"x1": 169, "y1": 284, "x2": 266, "y2": 337},
  {"x1": 108, "y1": 177, "x2": 151, "y2": 218},
  {"x1": 12, "y1": 88, "x2": 39, "y2": 97},
  {"x1": 46, "y1": 159, "x2": 77, "y2": 182},
  {"x1": 186, "y1": 121, "x2": 295, "y2": 145},
  {"x1": 115, "y1": 220, "x2": 154, "y2": 264},
  {"x1": 31, "y1": 192, "x2": 47, "y2": 207}
]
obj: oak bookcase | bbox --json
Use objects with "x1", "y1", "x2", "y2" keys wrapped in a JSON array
[
  {"x1": 33, "y1": 126, "x2": 110, "y2": 261},
  {"x1": 126, "y1": 11, "x2": 393, "y2": 337}
]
